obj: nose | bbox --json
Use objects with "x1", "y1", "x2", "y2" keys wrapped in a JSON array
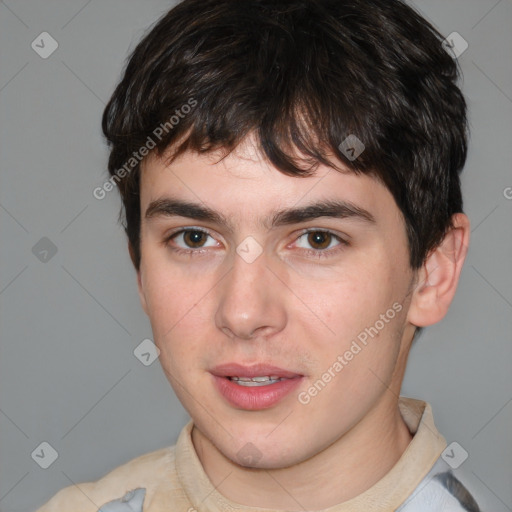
[{"x1": 214, "y1": 250, "x2": 287, "y2": 341}]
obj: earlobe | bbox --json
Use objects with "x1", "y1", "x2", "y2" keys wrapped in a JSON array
[{"x1": 407, "y1": 213, "x2": 470, "y2": 327}]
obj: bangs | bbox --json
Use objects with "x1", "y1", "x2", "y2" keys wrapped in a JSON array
[{"x1": 103, "y1": 0, "x2": 467, "y2": 270}]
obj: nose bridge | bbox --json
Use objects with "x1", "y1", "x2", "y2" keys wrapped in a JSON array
[{"x1": 215, "y1": 248, "x2": 286, "y2": 340}]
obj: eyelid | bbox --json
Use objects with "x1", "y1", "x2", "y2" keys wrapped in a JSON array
[
  {"x1": 165, "y1": 226, "x2": 213, "y2": 238},
  {"x1": 165, "y1": 226, "x2": 216, "y2": 240},
  {"x1": 294, "y1": 227, "x2": 348, "y2": 240},
  {"x1": 162, "y1": 226, "x2": 218, "y2": 248},
  {"x1": 291, "y1": 228, "x2": 348, "y2": 252}
]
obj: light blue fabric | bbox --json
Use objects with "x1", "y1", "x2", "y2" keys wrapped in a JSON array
[
  {"x1": 96, "y1": 455, "x2": 481, "y2": 511},
  {"x1": 397, "y1": 457, "x2": 481, "y2": 512},
  {"x1": 98, "y1": 488, "x2": 146, "y2": 512}
]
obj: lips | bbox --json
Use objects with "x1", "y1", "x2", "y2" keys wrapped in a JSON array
[
  {"x1": 210, "y1": 363, "x2": 303, "y2": 410},
  {"x1": 210, "y1": 363, "x2": 302, "y2": 379}
]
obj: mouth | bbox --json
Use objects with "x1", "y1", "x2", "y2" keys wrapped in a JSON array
[
  {"x1": 210, "y1": 363, "x2": 304, "y2": 410},
  {"x1": 228, "y1": 376, "x2": 288, "y2": 387}
]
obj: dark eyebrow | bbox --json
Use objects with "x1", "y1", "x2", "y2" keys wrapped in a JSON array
[
  {"x1": 271, "y1": 200, "x2": 375, "y2": 227},
  {"x1": 145, "y1": 198, "x2": 226, "y2": 224},
  {"x1": 144, "y1": 197, "x2": 376, "y2": 229}
]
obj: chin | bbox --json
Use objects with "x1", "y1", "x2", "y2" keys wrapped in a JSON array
[
  {"x1": 221, "y1": 430, "x2": 311, "y2": 470},
  {"x1": 229, "y1": 448, "x2": 303, "y2": 470}
]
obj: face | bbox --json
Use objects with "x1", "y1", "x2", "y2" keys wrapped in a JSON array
[{"x1": 136, "y1": 136, "x2": 417, "y2": 469}]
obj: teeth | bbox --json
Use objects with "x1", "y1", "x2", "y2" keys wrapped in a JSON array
[
  {"x1": 251, "y1": 376, "x2": 271, "y2": 382},
  {"x1": 229, "y1": 375, "x2": 284, "y2": 386}
]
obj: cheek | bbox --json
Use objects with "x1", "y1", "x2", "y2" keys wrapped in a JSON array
[
  {"x1": 308, "y1": 266, "x2": 391, "y2": 332},
  {"x1": 140, "y1": 261, "x2": 206, "y2": 356},
  {"x1": 304, "y1": 260, "x2": 407, "y2": 372}
]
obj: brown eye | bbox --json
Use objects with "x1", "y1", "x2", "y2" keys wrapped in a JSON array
[
  {"x1": 307, "y1": 231, "x2": 333, "y2": 250},
  {"x1": 182, "y1": 230, "x2": 208, "y2": 248},
  {"x1": 166, "y1": 229, "x2": 218, "y2": 252},
  {"x1": 294, "y1": 229, "x2": 347, "y2": 258}
]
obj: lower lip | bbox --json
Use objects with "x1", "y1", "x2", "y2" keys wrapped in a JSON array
[{"x1": 212, "y1": 375, "x2": 303, "y2": 410}]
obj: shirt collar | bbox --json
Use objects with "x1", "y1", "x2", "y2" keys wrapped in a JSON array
[{"x1": 175, "y1": 396, "x2": 447, "y2": 512}]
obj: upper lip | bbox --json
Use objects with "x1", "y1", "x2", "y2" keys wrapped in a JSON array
[{"x1": 210, "y1": 363, "x2": 302, "y2": 379}]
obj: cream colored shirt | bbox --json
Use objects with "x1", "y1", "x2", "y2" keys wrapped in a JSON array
[{"x1": 36, "y1": 397, "x2": 479, "y2": 511}]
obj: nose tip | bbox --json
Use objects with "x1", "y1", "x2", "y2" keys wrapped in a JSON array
[{"x1": 214, "y1": 251, "x2": 287, "y2": 342}]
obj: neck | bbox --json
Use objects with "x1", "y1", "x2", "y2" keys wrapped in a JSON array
[{"x1": 192, "y1": 395, "x2": 413, "y2": 510}]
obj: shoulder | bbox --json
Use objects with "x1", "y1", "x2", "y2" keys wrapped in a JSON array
[
  {"x1": 397, "y1": 455, "x2": 483, "y2": 512},
  {"x1": 36, "y1": 445, "x2": 177, "y2": 512}
]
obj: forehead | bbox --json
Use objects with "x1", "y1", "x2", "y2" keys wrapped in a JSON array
[{"x1": 139, "y1": 138, "x2": 401, "y2": 231}]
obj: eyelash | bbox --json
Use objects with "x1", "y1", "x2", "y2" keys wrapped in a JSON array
[
  {"x1": 163, "y1": 228, "x2": 349, "y2": 259},
  {"x1": 163, "y1": 228, "x2": 217, "y2": 257}
]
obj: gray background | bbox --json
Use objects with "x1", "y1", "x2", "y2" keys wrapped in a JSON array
[{"x1": 0, "y1": 1, "x2": 511, "y2": 511}]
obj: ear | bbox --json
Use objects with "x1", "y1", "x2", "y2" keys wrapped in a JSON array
[
  {"x1": 407, "y1": 213, "x2": 470, "y2": 327},
  {"x1": 129, "y1": 241, "x2": 149, "y2": 315}
]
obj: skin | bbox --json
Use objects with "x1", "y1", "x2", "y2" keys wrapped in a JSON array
[{"x1": 135, "y1": 134, "x2": 470, "y2": 510}]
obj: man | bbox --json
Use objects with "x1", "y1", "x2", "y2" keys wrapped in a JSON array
[{"x1": 38, "y1": 0, "x2": 482, "y2": 510}]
